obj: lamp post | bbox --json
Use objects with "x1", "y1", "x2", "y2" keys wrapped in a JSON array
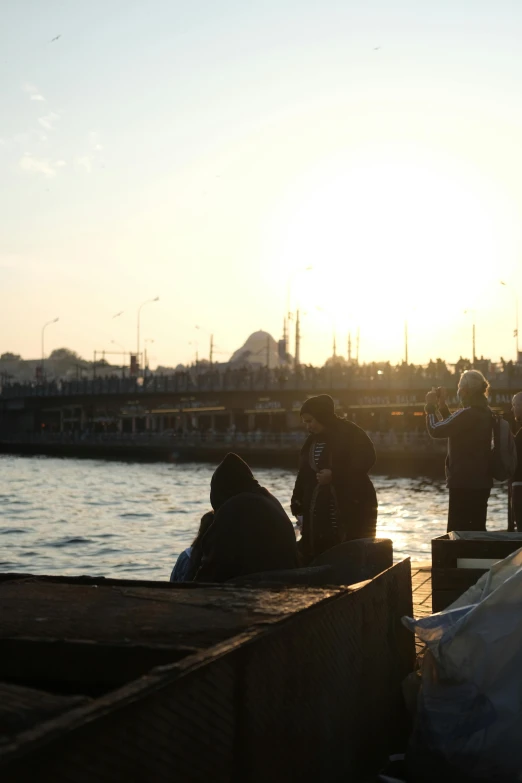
[
  {"x1": 500, "y1": 281, "x2": 519, "y2": 362},
  {"x1": 41, "y1": 317, "x2": 59, "y2": 379},
  {"x1": 137, "y1": 297, "x2": 159, "y2": 373}
]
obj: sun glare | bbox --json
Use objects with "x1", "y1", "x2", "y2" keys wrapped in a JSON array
[{"x1": 269, "y1": 145, "x2": 517, "y2": 357}]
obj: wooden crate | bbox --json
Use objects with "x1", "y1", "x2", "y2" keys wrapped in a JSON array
[
  {"x1": 432, "y1": 534, "x2": 522, "y2": 612},
  {"x1": 0, "y1": 561, "x2": 414, "y2": 782}
]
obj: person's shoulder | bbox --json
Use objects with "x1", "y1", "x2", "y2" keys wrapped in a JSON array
[{"x1": 332, "y1": 417, "x2": 366, "y2": 440}]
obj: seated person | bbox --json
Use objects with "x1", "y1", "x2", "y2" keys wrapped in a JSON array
[
  {"x1": 193, "y1": 453, "x2": 298, "y2": 582},
  {"x1": 170, "y1": 511, "x2": 214, "y2": 582}
]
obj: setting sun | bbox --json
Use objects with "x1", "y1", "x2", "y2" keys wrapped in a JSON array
[{"x1": 267, "y1": 142, "x2": 520, "y2": 363}]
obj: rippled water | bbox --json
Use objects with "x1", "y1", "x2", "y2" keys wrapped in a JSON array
[{"x1": 0, "y1": 455, "x2": 510, "y2": 580}]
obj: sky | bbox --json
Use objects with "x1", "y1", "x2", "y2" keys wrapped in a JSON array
[{"x1": 2, "y1": 0, "x2": 522, "y2": 368}]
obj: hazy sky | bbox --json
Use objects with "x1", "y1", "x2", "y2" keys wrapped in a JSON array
[{"x1": 2, "y1": 0, "x2": 522, "y2": 368}]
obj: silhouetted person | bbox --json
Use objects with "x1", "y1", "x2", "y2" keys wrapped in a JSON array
[
  {"x1": 194, "y1": 453, "x2": 297, "y2": 582},
  {"x1": 170, "y1": 511, "x2": 215, "y2": 582},
  {"x1": 291, "y1": 395, "x2": 377, "y2": 561},
  {"x1": 425, "y1": 370, "x2": 493, "y2": 532},
  {"x1": 511, "y1": 392, "x2": 522, "y2": 532}
]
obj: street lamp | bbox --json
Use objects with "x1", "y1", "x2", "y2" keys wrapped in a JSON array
[
  {"x1": 500, "y1": 281, "x2": 519, "y2": 362},
  {"x1": 41, "y1": 317, "x2": 59, "y2": 379},
  {"x1": 137, "y1": 297, "x2": 159, "y2": 373}
]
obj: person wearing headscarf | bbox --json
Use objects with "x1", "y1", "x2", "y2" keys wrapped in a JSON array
[
  {"x1": 194, "y1": 453, "x2": 298, "y2": 582},
  {"x1": 291, "y1": 395, "x2": 377, "y2": 561}
]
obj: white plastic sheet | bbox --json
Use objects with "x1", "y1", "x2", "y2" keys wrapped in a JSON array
[{"x1": 403, "y1": 548, "x2": 522, "y2": 781}]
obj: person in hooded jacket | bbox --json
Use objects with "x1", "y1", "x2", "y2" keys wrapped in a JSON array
[
  {"x1": 194, "y1": 453, "x2": 298, "y2": 582},
  {"x1": 291, "y1": 395, "x2": 378, "y2": 562}
]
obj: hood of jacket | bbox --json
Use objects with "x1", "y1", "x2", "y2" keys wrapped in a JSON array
[{"x1": 210, "y1": 452, "x2": 260, "y2": 511}]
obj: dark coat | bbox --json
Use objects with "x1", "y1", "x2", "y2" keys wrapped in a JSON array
[
  {"x1": 194, "y1": 453, "x2": 297, "y2": 582},
  {"x1": 291, "y1": 418, "x2": 378, "y2": 560},
  {"x1": 425, "y1": 399, "x2": 493, "y2": 488}
]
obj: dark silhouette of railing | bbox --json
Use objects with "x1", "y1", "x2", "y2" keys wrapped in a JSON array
[{"x1": 2, "y1": 362, "x2": 521, "y2": 400}]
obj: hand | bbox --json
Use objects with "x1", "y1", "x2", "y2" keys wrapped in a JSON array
[
  {"x1": 437, "y1": 387, "x2": 446, "y2": 406},
  {"x1": 425, "y1": 391, "x2": 438, "y2": 406},
  {"x1": 316, "y1": 469, "x2": 332, "y2": 485}
]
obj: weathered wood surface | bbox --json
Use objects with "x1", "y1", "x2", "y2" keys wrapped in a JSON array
[
  {"x1": 0, "y1": 579, "x2": 339, "y2": 646},
  {"x1": 411, "y1": 565, "x2": 432, "y2": 658},
  {"x1": 0, "y1": 579, "x2": 342, "y2": 692},
  {"x1": 0, "y1": 683, "x2": 89, "y2": 738},
  {"x1": 0, "y1": 561, "x2": 415, "y2": 783}
]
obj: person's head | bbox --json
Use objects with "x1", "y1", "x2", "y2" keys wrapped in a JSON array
[
  {"x1": 457, "y1": 370, "x2": 490, "y2": 405},
  {"x1": 512, "y1": 392, "x2": 522, "y2": 422},
  {"x1": 192, "y1": 510, "x2": 215, "y2": 547},
  {"x1": 210, "y1": 452, "x2": 257, "y2": 511},
  {"x1": 300, "y1": 395, "x2": 337, "y2": 434}
]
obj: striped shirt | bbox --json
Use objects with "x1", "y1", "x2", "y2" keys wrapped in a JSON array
[
  {"x1": 314, "y1": 441, "x2": 337, "y2": 528},
  {"x1": 314, "y1": 441, "x2": 327, "y2": 466}
]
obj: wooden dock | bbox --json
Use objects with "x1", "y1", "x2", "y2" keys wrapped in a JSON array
[{"x1": 411, "y1": 564, "x2": 432, "y2": 658}]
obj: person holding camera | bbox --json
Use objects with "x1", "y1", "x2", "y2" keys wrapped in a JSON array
[{"x1": 425, "y1": 370, "x2": 493, "y2": 532}]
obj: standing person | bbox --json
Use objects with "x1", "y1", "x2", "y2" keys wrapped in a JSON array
[
  {"x1": 291, "y1": 395, "x2": 377, "y2": 562},
  {"x1": 425, "y1": 370, "x2": 493, "y2": 533},
  {"x1": 510, "y1": 392, "x2": 522, "y2": 531}
]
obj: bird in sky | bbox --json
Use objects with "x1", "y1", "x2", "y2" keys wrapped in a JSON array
[
  {"x1": 374, "y1": 46, "x2": 381, "y2": 50},
  {"x1": 50, "y1": 34, "x2": 61, "y2": 43}
]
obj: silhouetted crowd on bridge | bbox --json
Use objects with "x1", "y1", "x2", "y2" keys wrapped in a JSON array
[{"x1": 3, "y1": 355, "x2": 522, "y2": 398}]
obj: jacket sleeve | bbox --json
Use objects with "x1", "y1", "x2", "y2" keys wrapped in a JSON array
[
  {"x1": 425, "y1": 404, "x2": 471, "y2": 439},
  {"x1": 290, "y1": 440, "x2": 311, "y2": 516},
  {"x1": 291, "y1": 470, "x2": 305, "y2": 516}
]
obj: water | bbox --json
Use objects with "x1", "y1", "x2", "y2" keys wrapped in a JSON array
[{"x1": 0, "y1": 455, "x2": 510, "y2": 580}]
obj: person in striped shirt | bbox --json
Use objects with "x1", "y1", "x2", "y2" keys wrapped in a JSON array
[
  {"x1": 425, "y1": 369, "x2": 493, "y2": 532},
  {"x1": 291, "y1": 395, "x2": 377, "y2": 561}
]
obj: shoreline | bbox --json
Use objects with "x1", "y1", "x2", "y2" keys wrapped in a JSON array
[{"x1": 0, "y1": 438, "x2": 446, "y2": 478}]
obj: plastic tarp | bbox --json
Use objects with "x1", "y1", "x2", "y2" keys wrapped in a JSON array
[{"x1": 403, "y1": 547, "x2": 522, "y2": 781}]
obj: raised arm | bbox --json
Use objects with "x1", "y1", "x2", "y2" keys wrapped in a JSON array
[{"x1": 425, "y1": 390, "x2": 470, "y2": 439}]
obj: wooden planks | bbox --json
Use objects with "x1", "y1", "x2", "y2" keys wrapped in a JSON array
[
  {"x1": 0, "y1": 562, "x2": 415, "y2": 783},
  {"x1": 0, "y1": 578, "x2": 342, "y2": 693}
]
